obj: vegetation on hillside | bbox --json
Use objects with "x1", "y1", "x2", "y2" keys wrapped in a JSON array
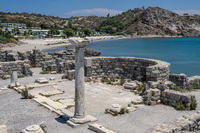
[
  {"x1": 0, "y1": 7, "x2": 200, "y2": 37},
  {"x1": 0, "y1": 25, "x2": 18, "y2": 44}
]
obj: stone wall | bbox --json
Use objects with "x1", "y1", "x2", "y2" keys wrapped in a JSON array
[
  {"x1": 169, "y1": 73, "x2": 188, "y2": 89},
  {"x1": 147, "y1": 112, "x2": 200, "y2": 132},
  {"x1": 0, "y1": 60, "x2": 31, "y2": 78},
  {"x1": 144, "y1": 88, "x2": 195, "y2": 110},
  {"x1": 85, "y1": 57, "x2": 170, "y2": 82}
]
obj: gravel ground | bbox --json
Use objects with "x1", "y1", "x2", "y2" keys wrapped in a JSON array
[{"x1": 0, "y1": 68, "x2": 200, "y2": 133}]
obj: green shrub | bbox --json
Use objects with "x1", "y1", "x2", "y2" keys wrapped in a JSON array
[
  {"x1": 193, "y1": 82, "x2": 200, "y2": 89},
  {"x1": 61, "y1": 75, "x2": 66, "y2": 79},
  {"x1": 104, "y1": 108, "x2": 109, "y2": 114},
  {"x1": 113, "y1": 111, "x2": 119, "y2": 116},
  {"x1": 120, "y1": 76, "x2": 125, "y2": 85},
  {"x1": 176, "y1": 101, "x2": 186, "y2": 110},
  {"x1": 136, "y1": 83, "x2": 145, "y2": 94},
  {"x1": 174, "y1": 86, "x2": 182, "y2": 92},
  {"x1": 30, "y1": 71, "x2": 33, "y2": 76},
  {"x1": 18, "y1": 74, "x2": 25, "y2": 78},
  {"x1": 101, "y1": 76, "x2": 108, "y2": 83},
  {"x1": 190, "y1": 98, "x2": 197, "y2": 110},
  {"x1": 119, "y1": 108, "x2": 126, "y2": 115},
  {"x1": 40, "y1": 70, "x2": 50, "y2": 74},
  {"x1": 65, "y1": 105, "x2": 75, "y2": 109},
  {"x1": 40, "y1": 126, "x2": 46, "y2": 133}
]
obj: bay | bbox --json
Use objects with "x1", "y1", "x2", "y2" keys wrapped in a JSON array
[{"x1": 86, "y1": 38, "x2": 200, "y2": 77}]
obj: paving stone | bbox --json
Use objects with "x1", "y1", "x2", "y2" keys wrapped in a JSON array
[{"x1": 89, "y1": 123, "x2": 116, "y2": 133}]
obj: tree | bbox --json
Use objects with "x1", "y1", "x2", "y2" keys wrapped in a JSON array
[
  {"x1": 25, "y1": 20, "x2": 32, "y2": 27},
  {"x1": 63, "y1": 28, "x2": 74, "y2": 38},
  {"x1": 107, "y1": 13, "x2": 110, "y2": 18},
  {"x1": 48, "y1": 28, "x2": 60, "y2": 35},
  {"x1": 83, "y1": 28, "x2": 91, "y2": 36},
  {"x1": 40, "y1": 23, "x2": 48, "y2": 29}
]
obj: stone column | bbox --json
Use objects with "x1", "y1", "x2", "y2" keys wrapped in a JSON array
[
  {"x1": 10, "y1": 71, "x2": 17, "y2": 85},
  {"x1": 74, "y1": 47, "x2": 85, "y2": 118},
  {"x1": 67, "y1": 39, "x2": 97, "y2": 126}
]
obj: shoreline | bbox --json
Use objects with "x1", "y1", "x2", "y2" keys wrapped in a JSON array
[
  {"x1": 1, "y1": 36, "x2": 126, "y2": 53},
  {"x1": 1, "y1": 35, "x2": 198, "y2": 53}
]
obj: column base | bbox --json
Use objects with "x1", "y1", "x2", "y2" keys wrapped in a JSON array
[{"x1": 66, "y1": 115, "x2": 97, "y2": 128}]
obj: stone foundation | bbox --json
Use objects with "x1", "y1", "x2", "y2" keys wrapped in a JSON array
[{"x1": 85, "y1": 57, "x2": 170, "y2": 82}]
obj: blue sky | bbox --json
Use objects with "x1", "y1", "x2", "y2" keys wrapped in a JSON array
[{"x1": 1, "y1": 0, "x2": 200, "y2": 17}]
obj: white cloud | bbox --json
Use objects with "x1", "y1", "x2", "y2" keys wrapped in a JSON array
[
  {"x1": 174, "y1": 10, "x2": 200, "y2": 15},
  {"x1": 66, "y1": 8, "x2": 123, "y2": 17}
]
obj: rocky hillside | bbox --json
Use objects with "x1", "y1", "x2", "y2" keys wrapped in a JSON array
[
  {"x1": 0, "y1": 7, "x2": 200, "y2": 37},
  {"x1": 112, "y1": 7, "x2": 200, "y2": 37}
]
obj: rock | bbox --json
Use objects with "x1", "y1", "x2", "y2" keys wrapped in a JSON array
[
  {"x1": 0, "y1": 125, "x2": 8, "y2": 133},
  {"x1": 49, "y1": 77, "x2": 56, "y2": 81},
  {"x1": 67, "y1": 70, "x2": 75, "y2": 80},
  {"x1": 36, "y1": 78, "x2": 49, "y2": 84},
  {"x1": 123, "y1": 82, "x2": 138, "y2": 90},
  {"x1": 126, "y1": 107, "x2": 136, "y2": 112},
  {"x1": 151, "y1": 89, "x2": 160, "y2": 97},
  {"x1": 39, "y1": 121, "x2": 47, "y2": 128},
  {"x1": 188, "y1": 76, "x2": 200, "y2": 84},
  {"x1": 131, "y1": 96, "x2": 143, "y2": 104},
  {"x1": 3, "y1": 75, "x2": 11, "y2": 79},
  {"x1": 110, "y1": 104, "x2": 122, "y2": 112},
  {"x1": 84, "y1": 48, "x2": 101, "y2": 57},
  {"x1": 21, "y1": 125, "x2": 44, "y2": 133},
  {"x1": 50, "y1": 71, "x2": 57, "y2": 74}
]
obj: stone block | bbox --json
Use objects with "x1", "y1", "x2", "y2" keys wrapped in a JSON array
[
  {"x1": 67, "y1": 70, "x2": 75, "y2": 80},
  {"x1": 36, "y1": 78, "x2": 49, "y2": 84},
  {"x1": 151, "y1": 96, "x2": 160, "y2": 101},
  {"x1": 123, "y1": 82, "x2": 138, "y2": 90},
  {"x1": 152, "y1": 89, "x2": 160, "y2": 97},
  {"x1": 21, "y1": 125, "x2": 44, "y2": 133},
  {"x1": 89, "y1": 123, "x2": 116, "y2": 133},
  {"x1": 0, "y1": 125, "x2": 8, "y2": 133},
  {"x1": 126, "y1": 107, "x2": 136, "y2": 112},
  {"x1": 110, "y1": 104, "x2": 122, "y2": 112}
]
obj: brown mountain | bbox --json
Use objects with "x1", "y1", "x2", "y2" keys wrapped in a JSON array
[{"x1": 0, "y1": 7, "x2": 200, "y2": 37}]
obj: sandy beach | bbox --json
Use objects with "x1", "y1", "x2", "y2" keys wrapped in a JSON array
[{"x1": 1, "y1": 36, "x2": 124, "y2": 52}]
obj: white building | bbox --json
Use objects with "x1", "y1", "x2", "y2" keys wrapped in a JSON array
[{"x1": 1, "y1": 23, "x2": 26, "y2": 28}]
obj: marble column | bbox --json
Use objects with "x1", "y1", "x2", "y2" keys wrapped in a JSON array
[
  {"x1": 74, "y1": 47, "x2": 85, "y2": 118},
  {"x1": 10, "y1": 71, "x2": 17, "y2": 85}
]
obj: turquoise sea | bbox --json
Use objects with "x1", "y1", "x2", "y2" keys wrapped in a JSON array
[
  {"x1": 86, "y1": 38, "x2": 200, "y2": 77},
  {"x1": 45, "y1": 38, "x2": 200, "y2": 77}
]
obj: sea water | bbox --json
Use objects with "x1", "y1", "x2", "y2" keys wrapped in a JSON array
[{"x1": 86, "y1": 38, "x2": 200, "y2": 77}]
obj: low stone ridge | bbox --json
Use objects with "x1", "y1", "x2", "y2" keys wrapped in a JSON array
[
  {"x1": 85, "y1": 57, "x2": 170, "y2": 82},
  {"x1": 147, "y1": 112, "x2": 200, "y2": 133}
]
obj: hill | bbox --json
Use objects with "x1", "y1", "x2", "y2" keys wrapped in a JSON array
[{"x1": 0, "y1": 7, "x2": 200, "y2": 37}]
